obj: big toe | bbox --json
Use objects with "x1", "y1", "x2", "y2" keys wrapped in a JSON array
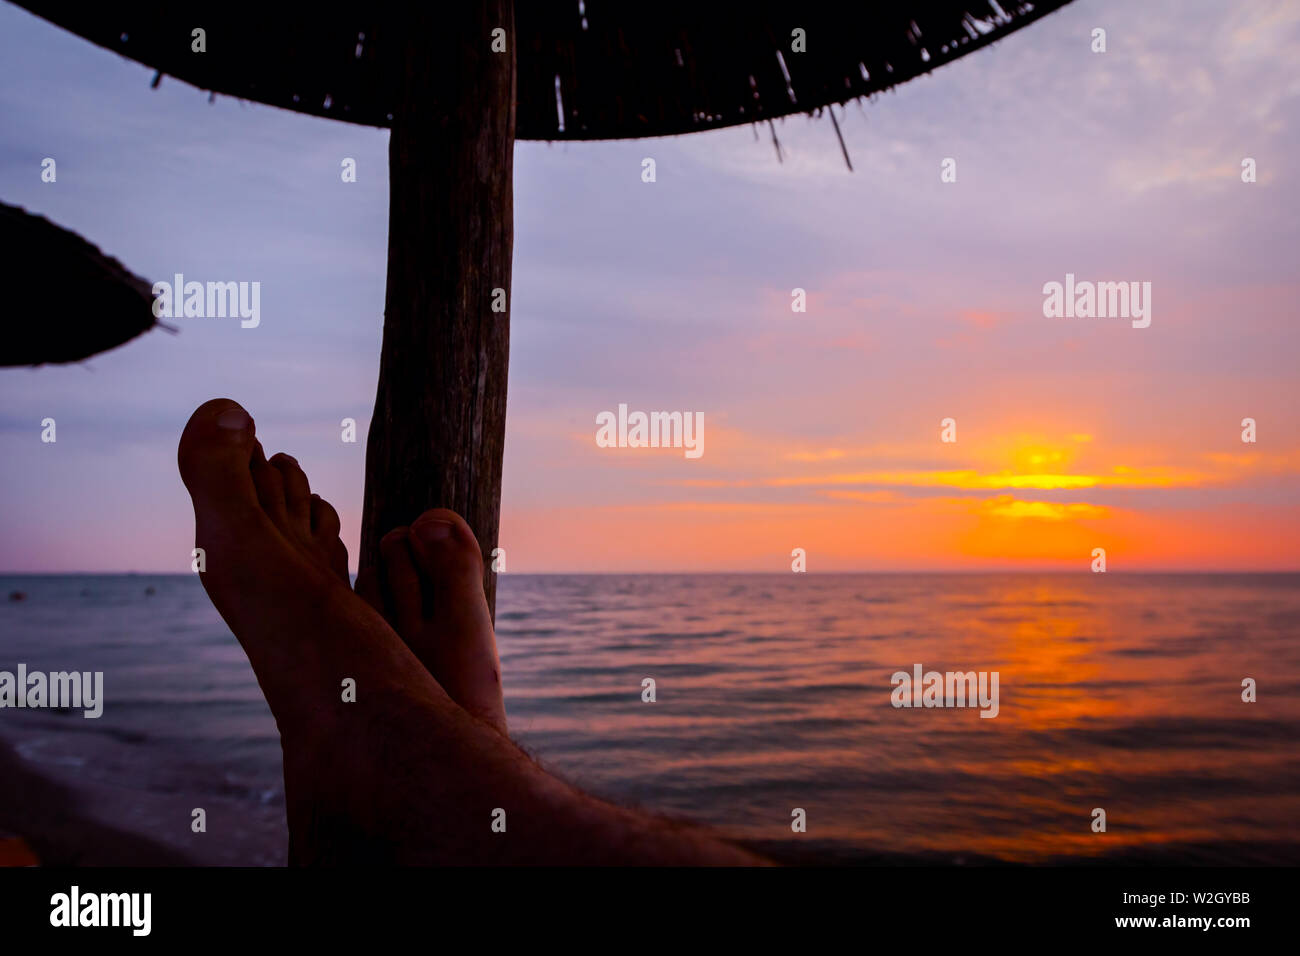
[
  {"x1": 401, "y1": 509, "x2": 506, "y2": 735},
  {"x1": 177, "y1": 398, "x2": 260, "y2": 514}
]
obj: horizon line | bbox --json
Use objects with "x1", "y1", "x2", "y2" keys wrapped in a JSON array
[{"x1": 3, "y1": 568, "x2": 1299, "y2": 577}]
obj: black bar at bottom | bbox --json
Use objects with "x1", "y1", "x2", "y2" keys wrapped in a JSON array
[{"x1": 0, "y1": 865, "x2": 1284, "y2": 942}]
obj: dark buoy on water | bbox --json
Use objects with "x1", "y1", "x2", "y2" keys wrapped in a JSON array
[
  {"x1": 144, "y1": 586, "x2": 157, "y2": 596},
  {"x1": 7, "y1": 591, "x2": 26, "y2": 602}
]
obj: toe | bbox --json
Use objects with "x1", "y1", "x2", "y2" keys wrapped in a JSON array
[
  {"x1": 250, "y1": 443, "x2": 290, "y2": 529},
  {"x1": 354, "y1": 566, "x2": 382, "y2": 615},
  {"x1": 328, "y1": 538, "x2": 350, "y2": 586},
  {"x1": 269, "y1": 454, "x2": 312, "y2": 538},
  {"x1": 406, "y1": 509, "x2": 506, "y2": 734},
  {"x1": 379, "y1": 528, "x2": 422, "y2": 637},
  {"x1": 310, "y1": 493, "x2": 341, "y2": 541},
  {"x1": 177, "y1": 399, "x2": 260, "y2": 517},
  {"x1": 309, "y1": 495, "x2": 349, "y2": 583}
]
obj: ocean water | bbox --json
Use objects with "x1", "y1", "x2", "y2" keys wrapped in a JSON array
[{"x1": 1, "y1": 573, "x2": 1297, "y2": 865}]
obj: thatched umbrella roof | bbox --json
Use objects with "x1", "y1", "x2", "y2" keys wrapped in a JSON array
[
  {"x1": 0, "y1": 200, "x2": 164, "y2": 366},
  {"x1": 13, "y1": 2, "x2": 1070, "y2": 140},
  {"x1": 11, "y1": 1, "x2": 1073, "y2": 614}
]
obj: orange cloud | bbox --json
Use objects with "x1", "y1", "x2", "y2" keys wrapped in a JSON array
[
  {"x1": 979, "y1": 497, "x2": 1110, "y2": 521},
  {"x1": 785, "y1": 448, "x2": 847, "y2": 462},
  {"x1": 688, "y1": 465, "x2": 1212, "y2": 491},
  {"x1": 520, "y1": 422, "x2": 1300, "y2": 571}
]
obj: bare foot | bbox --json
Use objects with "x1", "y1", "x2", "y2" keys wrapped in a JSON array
[
  {"x1": 354, "y1": 510, "x2": 507, "y2": 735},
  {"x1": 178, "y1": 398, "x2": 452, "y2": 862},
  {"x1": 179, "y1": 398, "x2": 766, "y2": 866}
]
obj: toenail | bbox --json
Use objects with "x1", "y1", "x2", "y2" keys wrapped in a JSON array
[
  {"x1": 414, "y1": 518, "x2": 454, "y2": 544},
  {"x1": 216, "y1": 407, "x2": 252, "y2": 432}
]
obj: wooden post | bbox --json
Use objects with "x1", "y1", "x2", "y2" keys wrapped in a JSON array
[{"x1": 360, "y1": 1, "x2": 515, "y2": 619}]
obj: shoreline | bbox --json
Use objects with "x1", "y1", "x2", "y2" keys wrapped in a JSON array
[
  {"x1": 4, "y1": 735, "x2": 1299, "y2": 866},
  {"x1": 0, "y1": 737, "x2": 195, "y2": 866}
]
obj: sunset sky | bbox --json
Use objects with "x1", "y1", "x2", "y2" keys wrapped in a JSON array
[{"x1": 1, "y1": 0, "x2": 1297, "y2": 573}]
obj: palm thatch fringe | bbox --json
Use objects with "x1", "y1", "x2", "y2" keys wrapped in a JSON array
[{"x1": 12, "y1": 1, "x2": 1074, "y2": 142}]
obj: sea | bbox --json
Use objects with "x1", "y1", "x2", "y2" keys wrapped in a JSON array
[{"x1": 1, "y1": 573, "x2": 1298, "y2": 865}]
